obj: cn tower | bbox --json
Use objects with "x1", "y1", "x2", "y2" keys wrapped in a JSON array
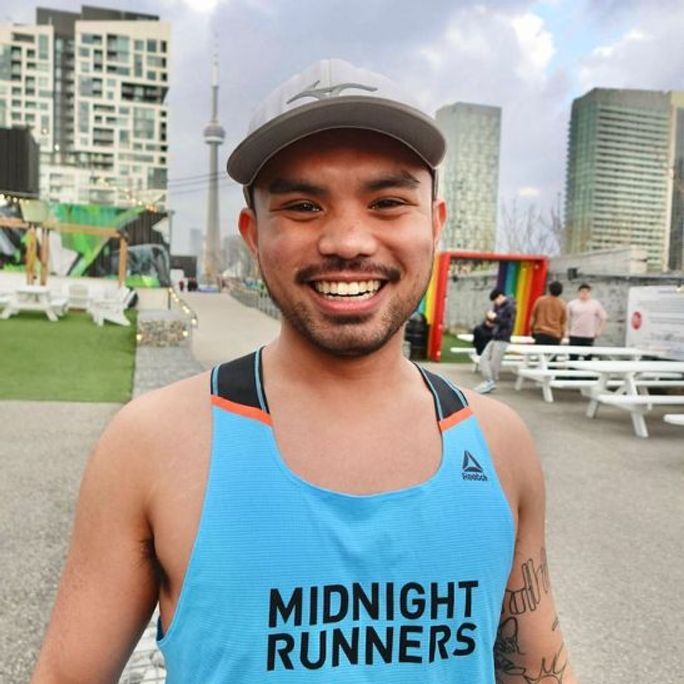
[{"x1": 202, "y1": 53, "x2": 225, "y2": 284}]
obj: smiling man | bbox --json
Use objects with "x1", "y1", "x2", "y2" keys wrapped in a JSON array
[{"x1": 32, "y1": 59, "x2": 577, "y2": 683}]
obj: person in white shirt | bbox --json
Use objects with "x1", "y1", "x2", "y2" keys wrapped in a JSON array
[{"x1": 566, "y1": 283, "x2": 607, "y2": 358}]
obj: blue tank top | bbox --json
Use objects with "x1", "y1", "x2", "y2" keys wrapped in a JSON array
[{"x1": 157, "y1": 350, "x2": 515, "y2": 682}]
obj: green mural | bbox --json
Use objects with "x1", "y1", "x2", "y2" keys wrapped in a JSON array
[{"x1": 0, "y1": 200, "x2": 170, "y2": 287}]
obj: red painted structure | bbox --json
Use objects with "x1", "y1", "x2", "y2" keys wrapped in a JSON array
[{"x1": 426, "y1": 251, "x2": 549, "y2": 361}]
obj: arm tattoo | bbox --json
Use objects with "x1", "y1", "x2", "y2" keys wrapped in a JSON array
[
  {"x1": 494, "y1": 616, "x2": 526, "y2": 678},
  {"x1": 503, "y1": 547, "x2": 550, "y2": 616},
  {"x1": 522, "y1": 643, "x2": 568, "y2": 683},
  {"x1": 495, "y1": 639, "x2": 568, "y2": 684},
  {"x1": 495, "y1": 550, "x2": 567, "y2": 682}
]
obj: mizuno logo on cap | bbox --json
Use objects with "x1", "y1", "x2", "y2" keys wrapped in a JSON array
[
  {"x1": 462, "y1": 450, "x2": 488, "y2": 482},
  {"x1": 287, "y1": 80, "x2": 378, "y2": 104}
]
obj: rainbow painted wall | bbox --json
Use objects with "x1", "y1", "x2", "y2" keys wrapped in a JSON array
[{"x1": 423, "y1": 251, "x2": 549, "y2": 361}]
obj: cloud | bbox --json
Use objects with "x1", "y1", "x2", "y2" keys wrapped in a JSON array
[
  {"x1": 511, "y1": 12, "x2": 555, "y2": 82},
  {"x1": 589, "y1": 29, "x2": 651, "y2": 61},
  {"x1": 577, "y1": 4, "x2": 684, "y2": 93},
  {"x1": 396, "y1": 4, "x2": 567, "y2": 222},
  {"x1": 178, "y1": 0, "x2": 221, "y2": 13}
]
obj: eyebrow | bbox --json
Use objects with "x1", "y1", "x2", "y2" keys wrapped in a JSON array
[
  {"x1": 267, "y1": 178, "x2": 327, "y2": 196},
  {"x1": 362, "y1": 171, "x2": 421, "y2": 193}
]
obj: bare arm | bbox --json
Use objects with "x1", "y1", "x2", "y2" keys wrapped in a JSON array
[
  {"x1": 560, "y1": 302, "x2": 567, "y2": 332},
  {"x1": 529, "y1": 300, "x2": 539, "y2": 329},
  {"x1": 467, "y1": 395, "x2": 578, "y2": 683},
  {"x1": 595, "y1": 302, "x2": 608, "y2": 337},
  {"x1": 31, "y1": 400, "x2": 160, "y2": 683}
]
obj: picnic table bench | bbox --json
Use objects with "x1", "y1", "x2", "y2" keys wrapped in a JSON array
[
  {"x1": 569, "y1": 360, "x2": 684, "y2": 438},
  {"x1": 510, "y1": 345, "x2": 645, "y2": 402},
  {"x1": 0, "y1": 285, "x2": 67, "y2": 322}
]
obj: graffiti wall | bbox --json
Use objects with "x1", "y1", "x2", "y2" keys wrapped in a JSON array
[{"x1": 0, "y1": 198, "x2": 170, "y2": 287}]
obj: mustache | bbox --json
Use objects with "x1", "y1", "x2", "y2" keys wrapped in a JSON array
[{"x1": 296, "y1": 258, "x2": 401, "y2": 284}]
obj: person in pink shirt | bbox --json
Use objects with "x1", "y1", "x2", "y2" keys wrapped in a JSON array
[{"x1": 566, "y1": 283, "x2": 608, "y2": 358}]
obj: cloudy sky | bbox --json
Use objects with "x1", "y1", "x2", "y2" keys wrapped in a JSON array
[{"x1": 4, "y1": 0, "x2": 684, "y2": 252}]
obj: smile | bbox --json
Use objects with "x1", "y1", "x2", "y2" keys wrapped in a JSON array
[{"x1": 312, "y1": 279, "x2": 383, "y2": 298}]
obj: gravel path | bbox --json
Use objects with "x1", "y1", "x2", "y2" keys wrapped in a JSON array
[{"x1": 0, "y1": 401, "x2": 120, "y2": 682}]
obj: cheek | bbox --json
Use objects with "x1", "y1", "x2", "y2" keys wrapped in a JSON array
[
  {"x1": 257, "y1": 231, "x2": 308, "y2": 281},
  {"x1": 400, "y1": 232, "x2": 435, "y2": 274}
]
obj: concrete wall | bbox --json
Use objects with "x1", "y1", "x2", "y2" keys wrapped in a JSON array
[
  {"x1": 445, "y1": 266, "x2": 683, "y2": 346},
  {"x1": 445, "y1": 270, "x2": 498, "y2": 333},
  {"x1": 551, "y1": 246, "x2": 649, "y2": 275}
]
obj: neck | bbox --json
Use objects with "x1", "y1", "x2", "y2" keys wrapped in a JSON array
[{"x1": 263, "y1": 322, "x2": 416, "y2": 392}]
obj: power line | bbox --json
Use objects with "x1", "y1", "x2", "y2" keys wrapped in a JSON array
[
  {"x1": 166, "y1": 171, "x2": 232, "y2": 186},
  {"x1": 167, "y1": 178, "x2": 240, "y2": 196}
]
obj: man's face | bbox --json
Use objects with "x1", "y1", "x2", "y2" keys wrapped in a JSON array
[
  {"x1": 578, "y1": 288, "x2": 591, "y2": 301},
  {"x1": 239, "y1": 130, "x2": 445, "y2": 357}
]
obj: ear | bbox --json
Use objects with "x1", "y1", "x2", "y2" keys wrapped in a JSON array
[
  {"x1": 238, "y1": 207, "x2": 259, "y2": 258},
  {"x1": 432, "y1": 197, "x2": 447, "y2": 246}
]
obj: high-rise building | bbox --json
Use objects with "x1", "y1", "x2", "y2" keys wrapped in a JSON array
[
  {"x1": 435, "y1": 102, "x2": 501, "y2": 251},
  {"x1": 0, "y1": 6, "x2": 169, "y2": 208},
  {"x1": 565, "y1": 88, "x2": 684, "y2": 271},
  {"x1": 668, "y1": 92, "x2": 684, "y2": 272}
]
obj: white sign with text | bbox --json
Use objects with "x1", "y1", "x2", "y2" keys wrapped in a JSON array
[{"x1": 626, "y1": 286, "x2": 684, "y2": 360}]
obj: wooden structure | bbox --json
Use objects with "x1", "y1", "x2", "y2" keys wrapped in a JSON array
[{"x1": 0, "y1": 216, "x2": 128, "y2": 287}]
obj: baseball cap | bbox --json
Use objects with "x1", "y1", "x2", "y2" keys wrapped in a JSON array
[{"x1": 226, "y1": 58, "x2": 446, "y2": 186}]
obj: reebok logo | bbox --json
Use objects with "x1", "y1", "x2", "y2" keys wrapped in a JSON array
[{"x1": 462, "y1": 451, "x2": 488, "y2": 482}]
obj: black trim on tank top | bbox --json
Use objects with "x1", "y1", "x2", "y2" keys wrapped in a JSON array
[
  {"x1": 213, "y1": 352, "x2": 265, "y2": 411},
  {"x1": 418, "y1": 367, "x2": 469, "y2": 420},
  {"x1": 212, "y1": 352, "x2": 467, "y2": 421}
]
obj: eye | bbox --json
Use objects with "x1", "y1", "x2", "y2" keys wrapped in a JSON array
[
  {"x1": 281, "y1": 200, "x2": 322, "y2": 213},
  {"x1": 370, "y1": 197, "x2": 408, "y2": 211}
]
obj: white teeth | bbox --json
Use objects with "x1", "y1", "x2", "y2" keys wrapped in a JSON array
[{"x1": 313, "y1": 279, "x2": 383, "y2": 297}]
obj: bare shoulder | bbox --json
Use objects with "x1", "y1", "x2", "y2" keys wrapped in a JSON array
[{"x1": 92, "y1": 370, "x2": 213, "y2": 478}]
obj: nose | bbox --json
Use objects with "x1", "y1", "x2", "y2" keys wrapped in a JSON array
[{"x1": 317, "y1": 208, "x2": 378, "y2": 260}]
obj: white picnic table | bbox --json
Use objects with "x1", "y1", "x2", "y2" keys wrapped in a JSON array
[
  {"x1": 0, "y1": 285, "x2": 67, "y2": 323},
  {"x1": 457, "y1": 333, "x2": 536, "y2": 344},
  {"x1": 451, "y1": 334, "x2": 536, "y2": 372},
  {"x1": 511, "y1": 344, "x2": 646, "y2": 402},
  {"x1": 664, "y1": 414, "x2": 684, "y2": 426},
  {"x1": 568, "y1": 360, "x2": 684, "y2": 438}
]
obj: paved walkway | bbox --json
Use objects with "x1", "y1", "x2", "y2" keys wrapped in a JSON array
[
  {"x1": 184, "y1": 290, "x2": 280, "y2": 368},
  {"x1": 2, "y1": 292, "x2": 683, "y2": 683}
]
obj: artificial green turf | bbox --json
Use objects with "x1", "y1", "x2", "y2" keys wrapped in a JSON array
[
  {"x1": 440, "y1": 331, "x2": 473, "y2": 363},
  {"x1": 0, "y1": 310, "x2": 137, "y2": 402}
]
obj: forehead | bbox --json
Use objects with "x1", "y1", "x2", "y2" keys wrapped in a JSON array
[{"x1": 253, "y1": 129, "x2": 432, "y2": 187}]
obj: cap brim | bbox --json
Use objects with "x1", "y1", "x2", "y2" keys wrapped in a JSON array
[{"x1": 227, "y1": 96, "x2": 446, "y2": 185}]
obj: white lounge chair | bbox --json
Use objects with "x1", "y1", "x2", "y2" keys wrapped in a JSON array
[
  {"x1": 88, "y1": 286, "x2": 135, "y2": 326},
  {"x1": 68, "y1": 283, "x2": 91, "y2": 311}
]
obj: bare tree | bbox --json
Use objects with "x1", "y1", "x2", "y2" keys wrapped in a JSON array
[
  {"x1": 498, "y1": 197, "x2": 565, "y2": 256},
  {"x1": 222, "y1": 234, "x2": 258, "y2": 279}
]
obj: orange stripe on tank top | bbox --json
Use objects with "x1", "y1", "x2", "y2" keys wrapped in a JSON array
[
  {"x1": 438, "y1": 406, "x2": 473, "y2": 432},
  {"x1": 211, "y1": 395, "x2": 273, "y2": 426}
]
